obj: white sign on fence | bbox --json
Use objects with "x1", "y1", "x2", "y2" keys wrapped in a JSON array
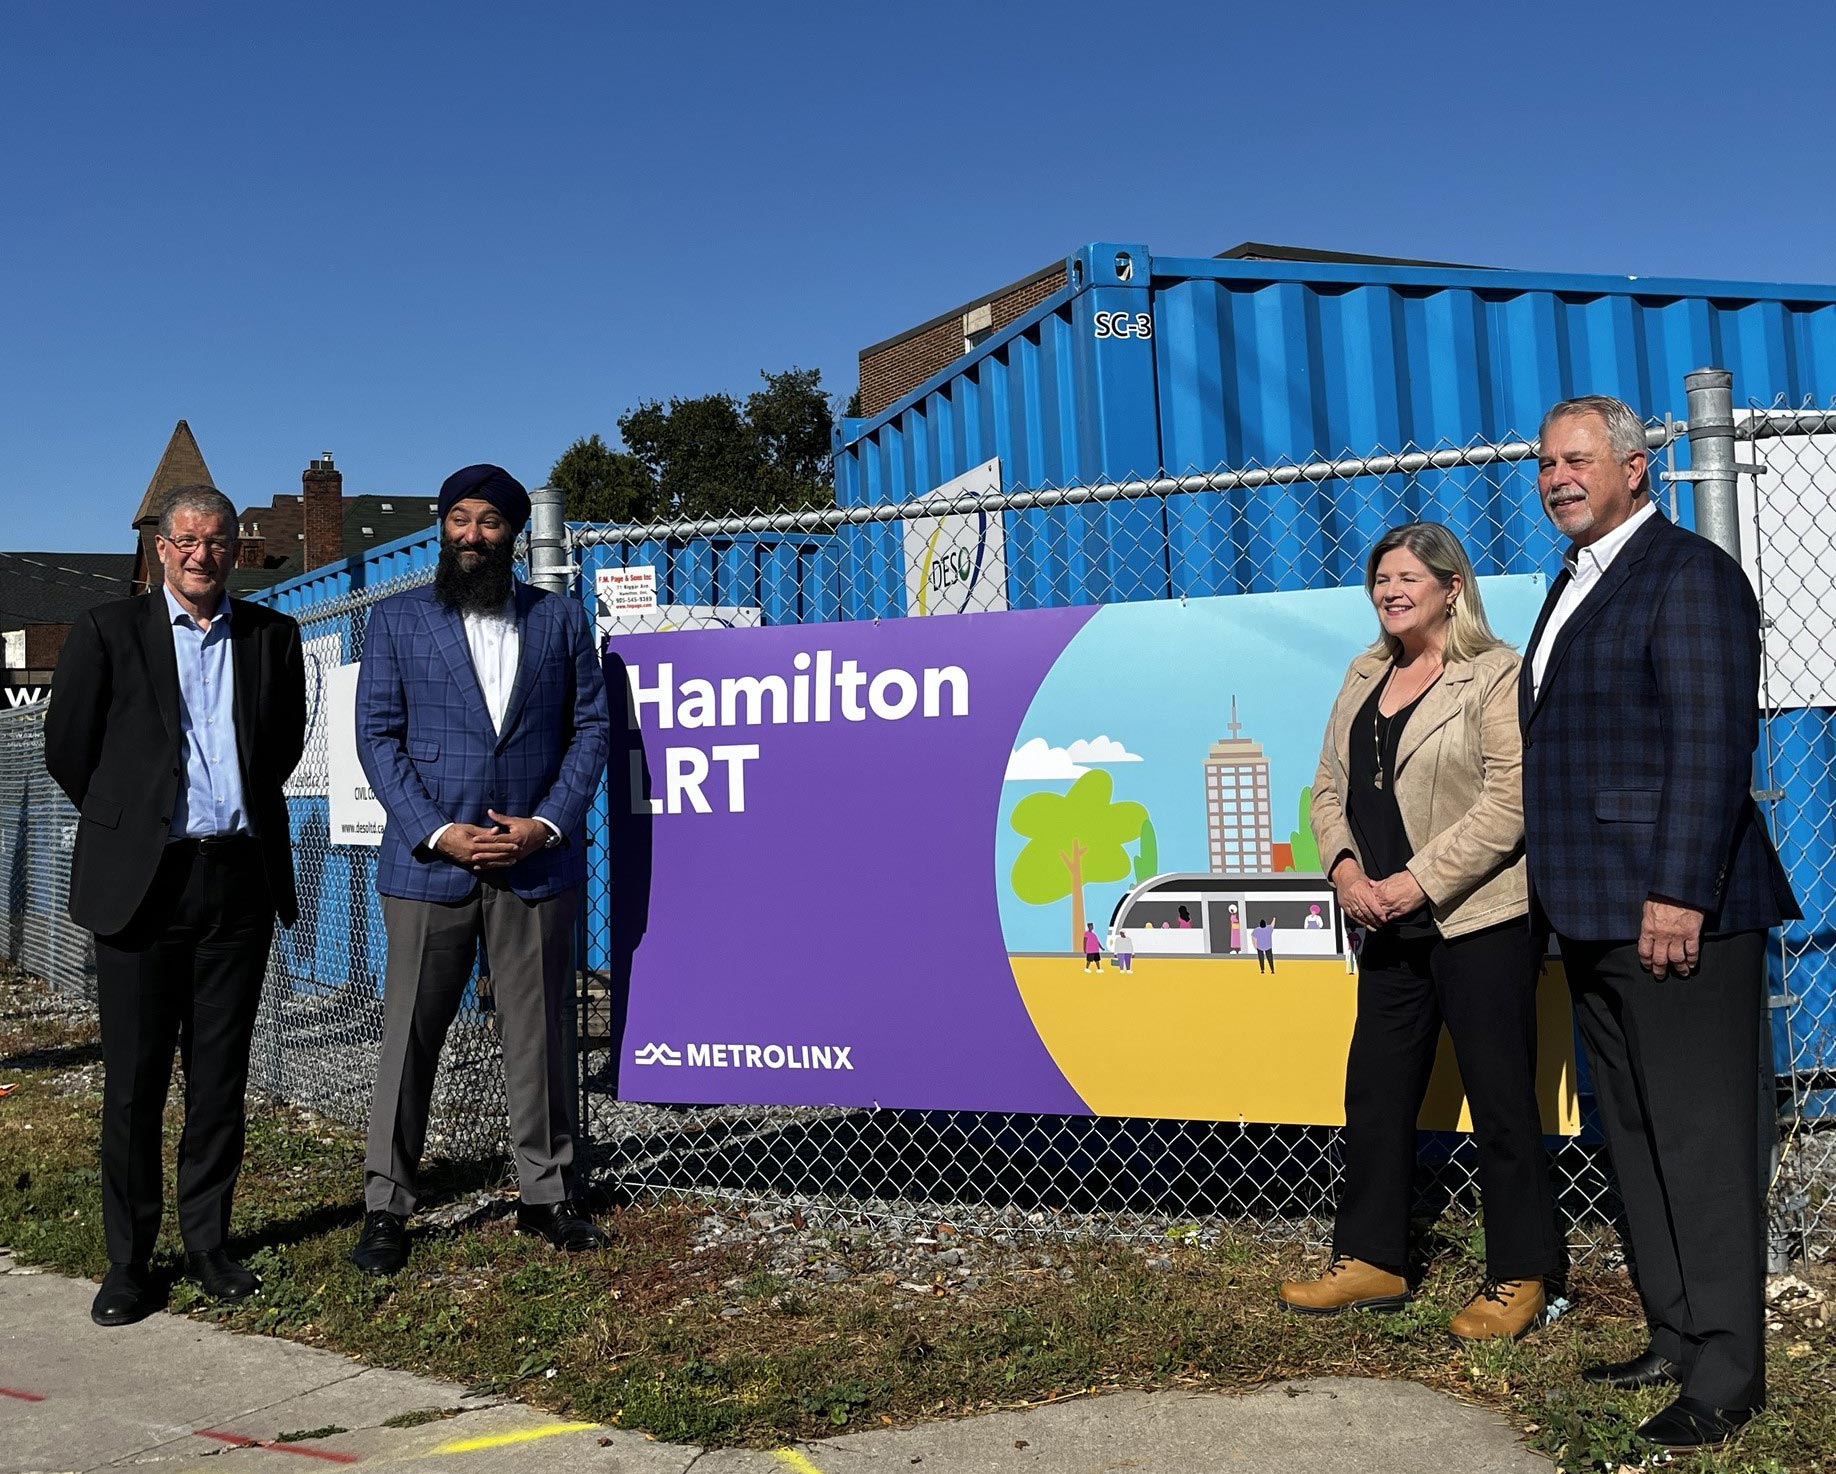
[
  {"x1": 902, "y1": 457, "x2": 1009, "y2": 616},
  {"x1": 596, "y1": 565, "x2": 659, "y2": 615},
  {"x1": 326, "y1": 662, "x2": 386, "y2": 846},
  {"x1": 285, "y1": 631, "x2": 344, "y2": 797},
  {"x1": 1736, "y1": 416, "x2": 1836, "y2": 710},
  {"x1": 595, "y1": 604, "x2": 763, "y2": 642}
]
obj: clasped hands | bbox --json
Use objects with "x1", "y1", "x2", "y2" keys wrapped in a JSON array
[
  {"x1": 1331, "y1": 858, "x2": 1427, "y2": 929},
  {"x1": 434, "y1": 810, "x2": 548, "y2": 870}
]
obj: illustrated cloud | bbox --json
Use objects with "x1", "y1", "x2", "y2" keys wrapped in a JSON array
[
  {"x1": 1067, "y1": 735, "x2": 1143, "y2": 764},
  {"x1": 1004, "y1": 734, "x2": 1144, "y2": 781}
]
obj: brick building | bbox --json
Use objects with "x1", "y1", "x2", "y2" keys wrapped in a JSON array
[
  {"x1": 8, "y1": 425, "x2": 440, "y2": 698},
  {"x1": 0, "y1": 552, "x2": 134, "y2": 705},
  {"x1": 229, "y1": 453, "x2": 436, "y2": 594},
  {"x1": 855, "y1": 242, "x2": 1484, "y2": 420}
]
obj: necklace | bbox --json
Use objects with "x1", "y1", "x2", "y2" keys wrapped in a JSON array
[{"x1": 1372, "y1": 661, "x2": 1441, "y2": 790}]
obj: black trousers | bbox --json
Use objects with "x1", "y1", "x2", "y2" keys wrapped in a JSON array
[
  {"x1": 1562, "y1": 930, "x2": 1768, "y2": 1411},
  {"x1": 93, "y1": 839, "x2": 273, "y2": 1267},
  {"x1": 1334, "y1": 918, "x2": 1562, "y2": 1282}
]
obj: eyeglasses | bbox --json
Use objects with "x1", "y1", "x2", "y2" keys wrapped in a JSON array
[{"x1": 162, "y1": 536, "x2": 233, "y2": 557}]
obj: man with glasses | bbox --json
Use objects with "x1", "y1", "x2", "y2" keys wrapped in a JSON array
[{"x1": 46, "y1": 484, "x2": 306, "y2": 1325}]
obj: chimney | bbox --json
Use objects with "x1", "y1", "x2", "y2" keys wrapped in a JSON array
[
  {"x1": 236, "y1": 535, "x2": 268, "y2": 569},
  {"x1": 302, "y1": 451, "x2": 343, "y2": 571}
]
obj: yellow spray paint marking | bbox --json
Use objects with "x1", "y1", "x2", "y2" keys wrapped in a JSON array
[
  {"x1": 429, "y1": 1421, "x2": 598, "y2": 1454},
  {"x1": 774, "y1": 1449, "x2": 827, "y2": 1474}
]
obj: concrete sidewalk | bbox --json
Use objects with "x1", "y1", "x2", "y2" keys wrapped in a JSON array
[{"x1": 0, "y1": 1257, "x2": 1548, "y2": 1474}]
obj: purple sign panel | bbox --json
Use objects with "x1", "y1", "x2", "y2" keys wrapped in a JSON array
[
  {"x1": 606, "y1": 606, "x2": 1094, "y2": 1114},
  {"x1": 603, "y1": 578, "x2": 1578, "y2": 1131}
]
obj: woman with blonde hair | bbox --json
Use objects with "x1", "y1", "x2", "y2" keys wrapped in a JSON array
[{"x1": 1278, "y1": 522, "x2": 1561, "y2": 1341}]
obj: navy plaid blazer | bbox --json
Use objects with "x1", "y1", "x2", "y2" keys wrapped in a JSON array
[
  {"x1": 1520, "y1": 511, "x2": 1797, "y2": 941},
  {"x1": 356, "y1": 581, "x2": 610, "y2": 903}
]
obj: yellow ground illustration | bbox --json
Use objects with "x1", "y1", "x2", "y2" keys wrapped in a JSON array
[{"x1": 1008, "y1": 954, "x2": 1579, "y2": 1133}]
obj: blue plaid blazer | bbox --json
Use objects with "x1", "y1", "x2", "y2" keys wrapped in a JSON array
[
  {"x1": 356, "y1": 581, "x2": 610, "y2": 903},
  {"x1": 1520, "y1": 511, "x2": 1796, "y2": 940}
]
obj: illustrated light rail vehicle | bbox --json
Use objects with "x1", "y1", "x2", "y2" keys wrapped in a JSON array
[{"x1": 1109, "y1": 872, "x2": 1347, "y2": 958}]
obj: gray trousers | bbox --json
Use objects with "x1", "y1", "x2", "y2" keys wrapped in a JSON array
[{"x1": 364, "y1": 884, "x2": 580, "y2": 1215}]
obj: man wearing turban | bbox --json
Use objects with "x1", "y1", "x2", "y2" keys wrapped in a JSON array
[{"x1": 350, "y1": 464, "x2": 611, "y2": 1273}]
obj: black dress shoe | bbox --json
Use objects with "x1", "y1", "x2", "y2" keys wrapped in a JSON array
[
  {"x1": 185, "y1": 1249, "x2": 260, "y2": 1302},
  {"x1": 1581, "y1": 1346, "x2": 1681, "y2": 1389},
  {"x1": 351, "y1": 1209, "x2": 410, "y2": 1275},
  {"x1": 516, "y1": 1198, "x2": 610, "y2": 1252},
  {"x1": 1637, "y1": 1395, "x2": 1758, "y2": 1448},
  {"x1": 91, "y1": 1263, "x2": 159, "y2": 1327}
]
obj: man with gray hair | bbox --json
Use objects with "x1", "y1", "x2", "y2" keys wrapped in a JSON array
[
  {"x1": 46, "y1": 484, "x2": 306, "y2": 1326},
  {"x1": 1520, "y1": 395, "x2": 1796, "y2": 1447}
]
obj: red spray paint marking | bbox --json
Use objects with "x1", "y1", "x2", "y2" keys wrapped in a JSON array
[
  {"x1": 195, "y1": 1430, "x2": 360, "y2": 1463},
  {"x1": 0, "y1": 1387, "x2": 47, "y2": 1402}
]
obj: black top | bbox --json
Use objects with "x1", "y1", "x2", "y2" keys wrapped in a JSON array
[{"x1": 1346, "y1": 671, "x2": 1438, "y2": 939}]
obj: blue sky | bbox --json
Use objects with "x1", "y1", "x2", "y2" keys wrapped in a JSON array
[
  {"x1": 993, "y1": 576, "x2": 1549, "y2": 952},
  {"x1": 4, "y1": 0, "x2": 1830, "y2": 551}
]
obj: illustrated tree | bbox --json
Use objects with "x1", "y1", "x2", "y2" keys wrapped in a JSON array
[
  {"x1": 1134, "y1": 814, "x2": 1159, "y2": 885},
  {"x1": 548, "y1": 434, "x2": 657, "y2": 523},
  {"x1": 1010, "y1": 770, "x2": 1148, "y2": 951},
  {"x1": 1289, "y1": 786, "x2": 1322, "y2": 871}
]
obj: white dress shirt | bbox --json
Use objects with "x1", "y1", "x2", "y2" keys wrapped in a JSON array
[
  {"x1": 464, "y1": 599, "x2": 520, "y2": 736},
  {"x1": 426, "y1": 598, "x2": 561, "y2": 853},
  {"x1": 1529, "y1": 501, "x2": 1658, "y2": 700}
]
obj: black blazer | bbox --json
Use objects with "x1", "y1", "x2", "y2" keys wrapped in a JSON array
[
  {"x1": 1519, "y1": 510, "x2": 1797, "y2": 941},
  {"x1": 44, "y1": 591, "x2": 307, "y2": 937}
]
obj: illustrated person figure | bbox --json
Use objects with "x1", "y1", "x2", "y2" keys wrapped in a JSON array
[
  {"x1": 1112, "y1": 926, "x2": 1135, "y2": 973},
  {"x1": 1252, "y1": 919, "x2": 1276, "y2": 973},
  {"x1": 1228, "y1": 903, "x2": 1243, "y2": 952},
  {"x1": 1177, "y1": 905, "x2": 1193, "y2": 928},
  {"x1": 1522, "y1": 397, "x2": 1797, "y2": 1448},
  {"x1": 1082, "y1": 923, "x2": 1103, "y2": 972},
  {"x1": 351, "y1": 465, "x2": 612, "y2": 1275},
  {"x1": 44, "y1": 485, "x2": 307, "y2": 1325},
  {"x1": 1305, "y1": 904, "x2": 1326, "y2": 930},
  {"x1": 1280, "y1": 520, "x2": 1563, "y2": 1343}
]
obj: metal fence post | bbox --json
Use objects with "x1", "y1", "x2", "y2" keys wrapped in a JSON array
[
  {"x1": 525, "y1": 482, "x2": 594, "y2": 1177},
  {"x1": 1685, "y1": 368, "x2": 1741, "y2": 558},
  {"x1": 1686, "y1": 367, "x2": 1795, "y2": 1267},
  {"x1": 528, "y1": 485, "x2": 571, "y2": 594}
]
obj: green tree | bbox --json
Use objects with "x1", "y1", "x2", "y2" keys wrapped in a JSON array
[
  {"x1": 1010, "y1": 770, "x2": 1148, "y2": 951},
  {"x1": 548, "y1": 434, "x2": 657, "y2": 523},
  {"x1": 616, "y1": 367, "x2": 838, "y2": 522},
  {"x1": 1289, "y1": 787, "x2": 1321, "y2": 871},
  {"x1": 1133, "y1": 814, "x2": 1159, "y2": 885},
  {"x1": 746, "y1": 368, "x2": 834, "y2": 509}
]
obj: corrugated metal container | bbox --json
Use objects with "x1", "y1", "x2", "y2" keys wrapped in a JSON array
[{"x1": 836, "y1": 243, "x2": 1836, "y2": 601}]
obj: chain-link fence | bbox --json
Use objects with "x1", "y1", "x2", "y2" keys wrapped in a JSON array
[
  {"x1": 1739, "y1": 400, "x2": 1836, "y2": 1261},
  {"x1": 0, "y1": 704, "x2": 91, "y2": 998},
  {"x1": 5, "y1": 372, "x2": 1832, "y2": 1267},
  {"x1": 566, "y1": 422, "x2": 1644, "y2": 1259}
]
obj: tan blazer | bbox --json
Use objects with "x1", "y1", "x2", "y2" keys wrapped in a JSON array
[{"x1": 1310, "y1": 645, "x2": 1528, "y2": 939}]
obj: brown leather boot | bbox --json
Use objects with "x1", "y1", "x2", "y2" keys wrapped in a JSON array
[
  {"x1": 1448, "y1": 1278, "x2": 1547, "y2": 1341},
  {"x1": 1278, "y1": 1255, "x2": 1410, "y2": 1315}
]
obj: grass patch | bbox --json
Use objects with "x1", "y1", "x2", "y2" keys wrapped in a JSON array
[
  {"x1": 3, "y1": 965, "x2": 1832, "y2": 1470},
  {"x1": 274, "y1": 1426, "x2": 348, "y2": 1443},
  {"x1": 379, "y1": 1407, "x2": 462, "y2": 1429}
]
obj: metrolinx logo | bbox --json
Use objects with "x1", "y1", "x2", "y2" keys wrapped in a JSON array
[{"x1": 631, "y1": 1041, "x2": 855, "y2": 1071}]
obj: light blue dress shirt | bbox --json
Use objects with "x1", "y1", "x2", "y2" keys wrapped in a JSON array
[{"x1": 164, "y1": 585, "x2": 250, "y2": 840}]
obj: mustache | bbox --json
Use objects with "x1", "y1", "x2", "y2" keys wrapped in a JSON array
[{"x1": 433, "y1": 535, "x2": 516, "y2": 612}]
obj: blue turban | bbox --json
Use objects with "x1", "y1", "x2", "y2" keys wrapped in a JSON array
[{"x1": 437, "y1": 464, "x2": 530, "y2": 531}]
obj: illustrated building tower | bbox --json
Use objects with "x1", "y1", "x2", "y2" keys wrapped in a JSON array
[{"x1": 1204, "y1": 697, "x2": 1273, "y2": 873}]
